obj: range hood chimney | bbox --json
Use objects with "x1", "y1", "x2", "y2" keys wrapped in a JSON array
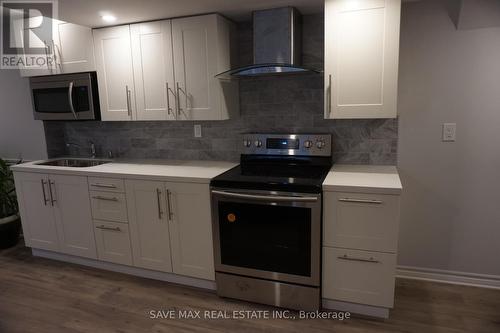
[{"x1": 216, "y1": 7, "x2": 321, "y2": 78}]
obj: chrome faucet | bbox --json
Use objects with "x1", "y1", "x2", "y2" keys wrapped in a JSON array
[{"x1": 89, "y1": 141, "x2": 96, "y2": 158}]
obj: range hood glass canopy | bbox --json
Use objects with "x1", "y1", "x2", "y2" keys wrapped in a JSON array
[
  {"x1": 216, "y1": 7, "x2": 322, "y2": 79},
  {"x1": 215, "y1": 63, "x2": 321, "y2": 79}
]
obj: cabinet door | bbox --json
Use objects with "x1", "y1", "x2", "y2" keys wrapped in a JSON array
[
  {"x1": 167, "y1": 182, "x2": 215, "y2": 280},
  {"x1": 125, "y1": 180, "x2": 173, "y2": 272},
  {"x1": 172, "y1": 15, "x2": 219, "y2": 120},
  {"x1": 324, "y1": 0, "x2": 401, "y2": 119},
  {"x1": 131, "y1": 21, "x2": 176, "y2": 120},
  {"x1": 17, "y1": 17, "x2": 59, "y2": 77},
  {"x1": 56, "y1": 22, "x2": 95, "y2": 73},
  {"x1": 93, "y1": 25, "x2": 136, "y2": 121},
  {"x1": 13, "y1": 172, "x2": 59, "y2": 251},
  {"x1": 94, "y1": 221, "x2": 133, "y2": 265},
  {"x1": 50, "y1": 174, "x2": 96, "y2": 259}
]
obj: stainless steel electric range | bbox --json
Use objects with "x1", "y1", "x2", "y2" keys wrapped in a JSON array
[{"x1": 210, "y1": 134, "x2": 332, "y2": 311}]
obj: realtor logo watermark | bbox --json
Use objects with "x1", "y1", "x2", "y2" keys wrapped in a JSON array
[{"x1": 1, "y1": 0, "x2": 58, "y2": 69}]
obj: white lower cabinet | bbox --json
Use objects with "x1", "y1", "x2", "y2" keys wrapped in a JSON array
[
  {"x1": 50, "y1": 174, "x2": 97, "y2": 259},
  {"x1": 322, "y1": 188, "x2": 401, "y2": 314},
  {"x1": 15, "y1": 170, "x2": 216, "y2": 282},
  {"x1": 14, "y1": 172, "x2": 96, "y2": 259},
  {"x1": 125, "y1": 179, "x2": 215, "y2": 280},
  {"x1": 14, "y1": 172, "x2": 60, "y2": 252},
  {"x1": 94, "y1": 221, "x2": 133, "y2": 265},
  {"x1": 167, "y1": 182, "x2": 215, "y2": 280},
  {"x1": 323, "y1": 247, "x2": 396, "y2": 307},
  {"x1": 125, "y1": 180, "x2": 173, "y2": 272}
]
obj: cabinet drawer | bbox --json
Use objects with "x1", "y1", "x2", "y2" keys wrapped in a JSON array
[
  {"x1": 90, "y1": 191, "x2": 128, "y2": 223},
  {"x1": 94, "y1": 220, "x2": 133, "y2": 266},
  {"x1": 323, "y1": 192, "x2": 400, "y2": 253},
  {"x1": 88, "y1": 177, "x2": 125, "y2": 193},
  {"x1": 322, "y1": 247, "x2": 396, "y2": 308}
]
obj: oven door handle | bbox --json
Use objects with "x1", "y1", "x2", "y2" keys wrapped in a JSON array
[{"x1": 211, "y1": 190, "x2": 318, "y2": 202}]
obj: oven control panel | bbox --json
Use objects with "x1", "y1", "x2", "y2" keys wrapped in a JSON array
[{"x1": 242, "y1": 134, "x2": 332, "y2": 157}]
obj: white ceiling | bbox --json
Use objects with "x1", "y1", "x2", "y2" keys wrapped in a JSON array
[{"x1": 58, "y1": 0, "x2": 325, "y2": 28}]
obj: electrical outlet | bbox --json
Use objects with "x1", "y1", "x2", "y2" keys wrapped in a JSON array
[
  {"x1": 442, "y1": 123, "x2": 456, "y2": 142},
  {"x1": 194, "y1": 124, "x2": 202, "y2": 138}
]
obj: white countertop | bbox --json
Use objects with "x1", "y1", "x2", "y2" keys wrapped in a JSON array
[
  {"x1": 323, "y1": 164, "x2": 402, "y2": 195},
  {"x1": 11, "y1": 158, "x2": 237, "y2": 184}
]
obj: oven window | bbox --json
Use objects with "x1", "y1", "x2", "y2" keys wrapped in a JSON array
[
  {"x1": 33, "y1": 87, "x2": 90, "y2": 113},
  {"x1": 218, "y1": 201, "x2": 311, "y2": 277}
]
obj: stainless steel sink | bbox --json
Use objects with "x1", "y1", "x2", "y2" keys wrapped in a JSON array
[{"x1": 36, "y1": 158, "x2": 111, "y2": 168}]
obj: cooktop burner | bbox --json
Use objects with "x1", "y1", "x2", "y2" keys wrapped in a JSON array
[{"x1": 211, "y1": 134, "x2": 332, "y2": 193}]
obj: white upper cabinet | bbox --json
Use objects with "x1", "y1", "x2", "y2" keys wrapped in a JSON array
[
  {"x1": 93, "y1": 25, "x2": 136, "y2": 121},
  {"x1": 172, "y1": 15, "x2": 218, "y2": 120},
  {"x1": 19, "y1": 19, "x2": 95, "y2": 77},
  {"x1": 172, "y1": 14, "x2": 235, "y2": 121},
  {"x1": 130, "y1": 21, "x2": 176, "y2": 121},
  {"x1": 324, "y1": 0, "x2": 401, "y2": 119},
  {"x1": 94, "y1": 14, "x2": 236, "y2": 121},
  {"x1": 55, "y1": 22, "x2": 96, "y2": 74}
]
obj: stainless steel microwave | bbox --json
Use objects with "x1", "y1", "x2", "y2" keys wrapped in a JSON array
[{"x1": 30, "y1": 72, "x2": 100, "y2": 120}]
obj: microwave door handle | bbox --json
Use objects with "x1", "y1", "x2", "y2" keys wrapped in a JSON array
[{"x1": 68, "y1": 81, "x2": 77, "y2": 119}]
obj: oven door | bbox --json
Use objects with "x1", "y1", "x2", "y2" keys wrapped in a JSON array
[
  {"x1": 211, "y1": 188, "x2": 321, "y2": 286},
  {"x1": 30, "y1": 73, "x2": 97, "y2": 120}
]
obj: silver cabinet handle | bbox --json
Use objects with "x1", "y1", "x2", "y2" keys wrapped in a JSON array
[
  {"x1": 125, "y1": 85, "x2": 131, "y2": 117},
  {"x1": 176, "y1": 82, "x2": 187, "y2": 116},
  {"x1": 156, "y1": 188, "x2": 163, "y2": 219},
  {"x1": 338, "y1": 198, "x2": 383, "y2": 204},
  {"x1": 337, "y1": 254, "x2": 380, "y2": 264},
  {"x1": 48, "y1": 180, "x2": 56, "y2": 206},
  {"x1": 211, "y1": 190, "x2": 318, "y2": 202},
  {"x1": 90, "y1": 183, "x2": 117, "y2": 189},
  {"x1": 92, "y1": 195, "x2": 118, "y2": 202},
  {"x1": 43, "y1": 40, "x2": 50, "y2": 72},
  {"x1": 166, "y1": 189, "x2": 173, "y2": 220},
  {"x1": 328, "y1": 74, "x2": 332, "y2": 116},
  {"x1": 166, "y1": 82, "x2": 173, "y2": 115},
  {"x1": 53, "y1": 40, "x2": 63, "y2": 72},
  {"x1": 41, "y1": 179, "x2": 49, "y2": 206},
  {"x1": 96, "y1": 225, "x2": 121, "y2": 232},
  {"x1": 68, "y1": 81, "x2": 77, "y2": 119}
]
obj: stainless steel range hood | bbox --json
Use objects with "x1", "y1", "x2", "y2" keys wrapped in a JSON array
[{"x1": 216, "y1": 7, "x2": 321, "y2": 79}]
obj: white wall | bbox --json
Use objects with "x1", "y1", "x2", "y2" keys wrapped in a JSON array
[
  {"x1": 398, "y1": 0, "x2": 500, "y2": 276},
  {"x1": 0, "y1": 70, "x2": 47, "y2": 161}
]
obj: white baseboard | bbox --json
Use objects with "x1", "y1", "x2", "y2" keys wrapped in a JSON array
[
  {"x1": 32, "y1": 249, "x2": 216, "y2": 291},
  {"x1": 322, "y1": 299, "x2": 389, "y2": 319},
  {"x1": 397, "y1": 265, "x2": 500, "y2": 290}
]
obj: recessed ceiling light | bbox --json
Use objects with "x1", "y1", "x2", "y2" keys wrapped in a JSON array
[{"x1": 101, "y1": 15, "x2": 116, "y2": 23}]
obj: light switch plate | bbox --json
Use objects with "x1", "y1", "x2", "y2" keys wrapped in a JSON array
[
  {"x1": 194, "y1": 124, "x2": 202, "y2": 138},
  {"x1": 442, "y1": 123, "x2": 456, "y2": 142}
]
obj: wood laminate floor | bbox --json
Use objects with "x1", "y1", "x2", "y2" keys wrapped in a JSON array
[{"x1": 0, "y1": 244, "x2": 499, "y2": 333}]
